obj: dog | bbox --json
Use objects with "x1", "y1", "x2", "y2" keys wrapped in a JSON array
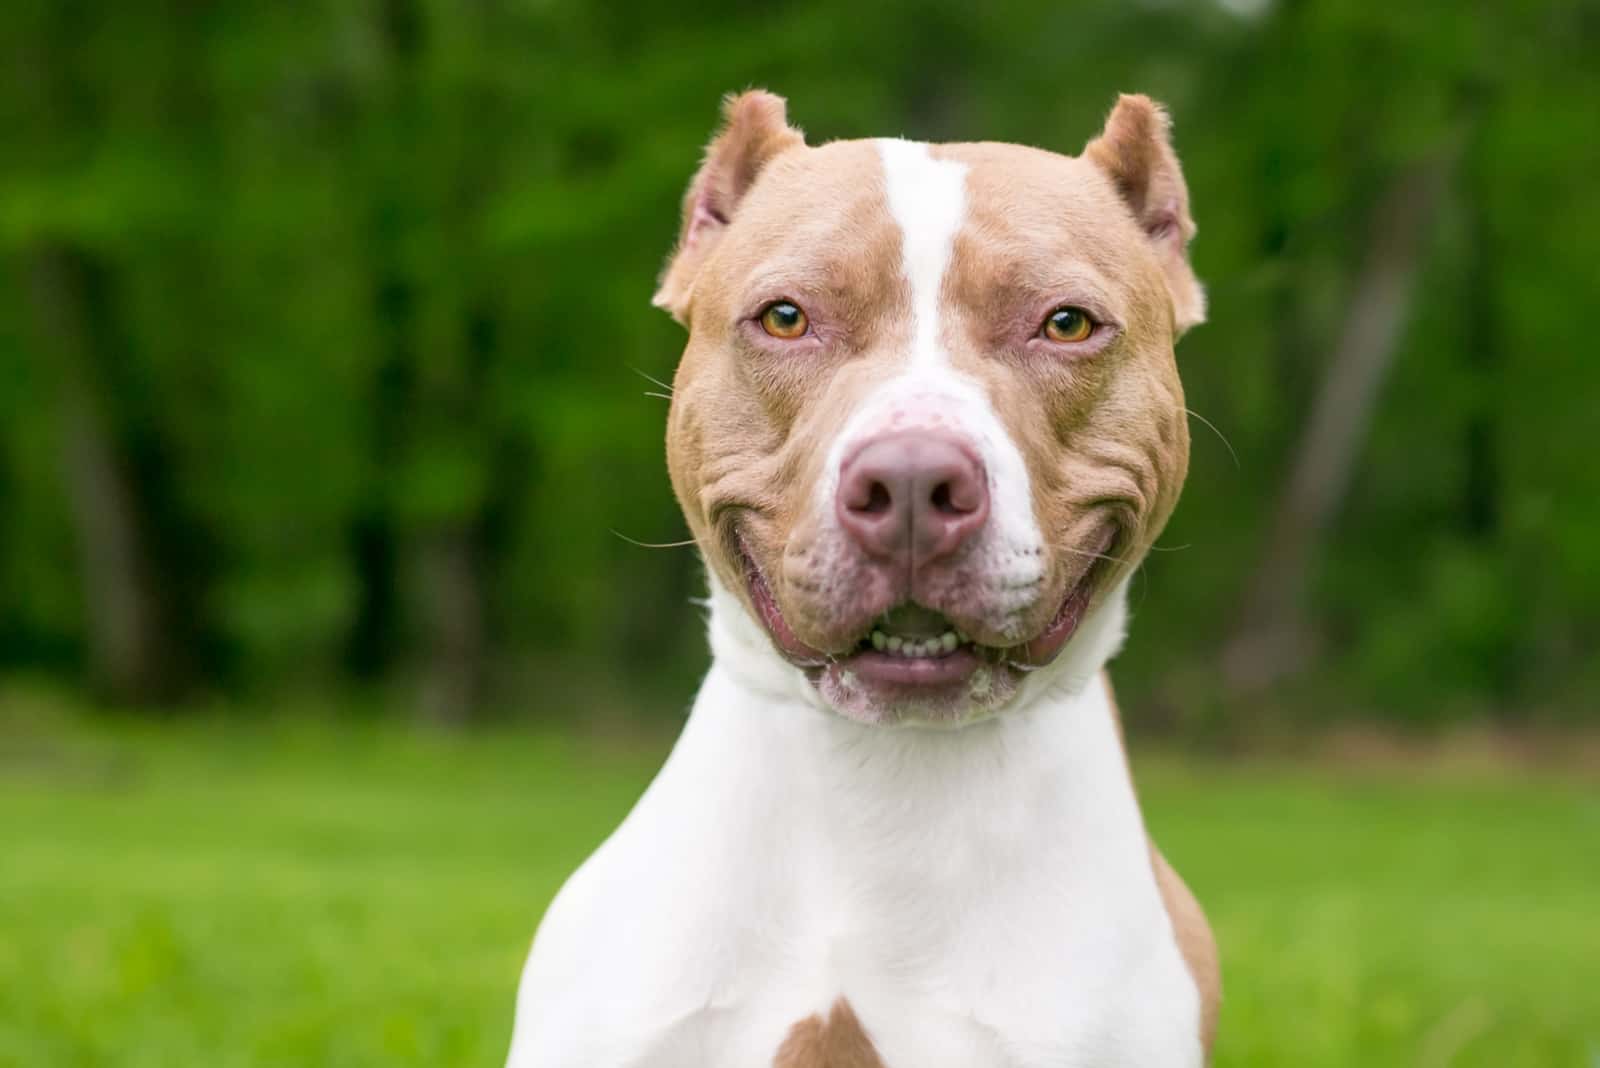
[{"x1": 506, "y1": 89, "x2": 1219, "y2": 1067}]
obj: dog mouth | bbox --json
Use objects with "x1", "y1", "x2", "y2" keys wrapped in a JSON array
[
  {"x1": 837, "y1": 602, "x2": 997, "y2": 689},
  {"x1": 856, "y1": 602, "x2": 974, "y2": 660},
  {"x1": 735, "y1": 521, "x2": 1119, "y2": 719}
]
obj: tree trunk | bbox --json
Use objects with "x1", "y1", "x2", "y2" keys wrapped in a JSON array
[
  {"x1": 414, "y1": 522, "x2": 487, "y2": 726},
  {"x1": 1459, "y1": 137, "x2": 1500, "y2": 541},
  {"x1": 1223, "y1": 151, "x2": 1456, "y2": 692},
  {"x1": 28, "y1": 243, "x2": 174, "y2": 702}
]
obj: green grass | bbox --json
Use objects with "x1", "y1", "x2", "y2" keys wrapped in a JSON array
[{"x1": 1, "y1": 707, "x2": 1595, "y2": 1067}]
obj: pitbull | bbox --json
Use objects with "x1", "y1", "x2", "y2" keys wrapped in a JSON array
[{"x1": 507, "y1": 90, "x2": 1219, "y2": 1067}]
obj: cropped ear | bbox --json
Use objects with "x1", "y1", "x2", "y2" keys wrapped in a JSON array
[
  {"x1": 652, "y1": 90, "x2": 806, "y2": 323},
  {"x1": 1083, "y1": 94, "x2": 1205, "y2": 335}
]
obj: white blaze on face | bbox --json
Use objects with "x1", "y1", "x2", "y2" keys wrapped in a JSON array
[
  {"x1": 801, "y1": 140, "x2": 1047, "y2": 627},
  {"x1": 877, "y1": 139, "x2": 967, "y2": 370}
]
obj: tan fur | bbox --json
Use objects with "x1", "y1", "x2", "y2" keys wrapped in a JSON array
[
  {"x1": 938, "y1": 140, "x2": 1191, "y2": 632},
  {"x1": 772, "y1": 999, "x2": 888, "y2": 1068},
  {"x1": 653, "y1": 90, "x2": 808, "y2": 322},
  {"x1": 661, "y1": 129, "x2": 914, "y2": 642},
  {"x1": 659, "y1": 93, "x2": 1198, "y2": 659},
  {"x1": 1152, "y1": 845, "x2": 1221, "y2": 1056},
  {"x1": 1082, "y1": 94, "x2": 1206, "y2": 333},
  {"x1": 1104, "y1": 672, "x2": 1221, "y2": 1059}
]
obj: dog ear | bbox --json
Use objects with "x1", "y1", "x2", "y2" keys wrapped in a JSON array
[
  {"x1": 1083, "y1": 94, "x2": 1205, "y2": 335},
  {"x1": 653, "y1": 90, "x2": 806, "y2": 324}
]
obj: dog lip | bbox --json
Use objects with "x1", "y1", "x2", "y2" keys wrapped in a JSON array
[
  {"x1": 736, "y1": 532, "x2": 830, "y2": 666},
  {"x1": 842, "y1": 644, "x2": 984, "y2": 687},
  {"x1": 1015, "y1": 521, "x2": 1120, "y2": 667}
]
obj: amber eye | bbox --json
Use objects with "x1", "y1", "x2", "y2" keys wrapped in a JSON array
[
  {"x1": 759, "y1": 301, "x2": 809, "y2": 340},
  {"x1": 1042, "y1": 306, "x2": 1095, "y2": 344}
]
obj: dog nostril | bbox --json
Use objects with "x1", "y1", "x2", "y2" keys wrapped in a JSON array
[
  {"x1": 929, "y1": 480, "x2": 973, "y2": 516},
  {"x1": 860, "y1": 481, "x2": 893, "y2": 515}
]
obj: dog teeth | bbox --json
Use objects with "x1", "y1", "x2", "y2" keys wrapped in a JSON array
[{"x1": 868, "y1": 629, "x2": 965, "y2": 658}]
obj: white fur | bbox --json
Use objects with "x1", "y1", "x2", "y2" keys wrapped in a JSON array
[
  {"x1": 506, "y1": 577, "x2": 1202, "y2": 1067},
  {"x1": 876, "y1": 139, "x2": 966, "y2": 371}
]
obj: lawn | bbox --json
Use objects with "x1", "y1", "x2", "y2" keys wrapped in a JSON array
[{"x1": 1, "y1": 704, "x2": 1595, "y2": 1067}]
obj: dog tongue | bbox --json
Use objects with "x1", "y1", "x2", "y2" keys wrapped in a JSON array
[{"x1": 880, "y1": 603, "x2": 949, "y2": 639}]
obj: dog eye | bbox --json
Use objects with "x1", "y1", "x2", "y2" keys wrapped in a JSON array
[
  {"x1": 1041, "y1": 306, "x2": 1095, "y2": 344},
  {"x1": 758, "y1": 301, "x2": 809, "y2": 340}
]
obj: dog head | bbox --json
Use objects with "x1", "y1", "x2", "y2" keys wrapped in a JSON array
[{"x1": 657, "y1": 91, "x2": 1201, "y2": 726}]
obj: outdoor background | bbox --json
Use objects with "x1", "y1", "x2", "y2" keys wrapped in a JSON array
[{"x1": 1, "y1": 1, "x2": 1596, "y2": 1066}]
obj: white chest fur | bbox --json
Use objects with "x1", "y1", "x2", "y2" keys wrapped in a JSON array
[{"x1": 506, "y1": 585, "x2": 1202, "y2": 1067}]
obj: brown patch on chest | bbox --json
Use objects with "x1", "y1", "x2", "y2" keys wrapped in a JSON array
[
  {"x1": 1108, "y1": 674, "x2": 1221, "y2": 1058},
  {"x1": 772, "y1": 998, "x2": 888, "y2": 1068},
  {"x1": 1152, "y1": 845, "x2": 1221, "y2": 1057}
]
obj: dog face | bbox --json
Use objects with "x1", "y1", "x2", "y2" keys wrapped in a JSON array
[{"x1": 657, "y1": 92, "x2": 1202, "y2": 726}]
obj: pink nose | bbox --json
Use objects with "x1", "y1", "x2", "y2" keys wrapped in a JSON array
[{"x1": 836, "y1": 430, "x2": 989, "y2": 567}]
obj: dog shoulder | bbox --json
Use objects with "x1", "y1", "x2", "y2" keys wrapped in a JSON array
[
  {"x1": 1150, "y1": 843, "x2": 1221, "y2": 1058},
  {"x1": 1103, "y1": 672, "x2": 1219, "y2": 1058}
]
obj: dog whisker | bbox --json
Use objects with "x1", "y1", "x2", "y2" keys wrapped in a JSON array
[
  {"x1": 1051, "y1": 542, "x2": 1152, "y2": 609},
  {"x1": 1051, "y1": 544, "x2": 1139, "y2": 569},
  {"x1": 1184, "y1": 407, "x2": 1240, "y2": 470},
  {"x1": 609, "y1": 529, "x2": 698, "y2": 550},
  {"x1": 643, "y1": 391, "x2": 673, "y2": 402},
  {"x1": 629, "y1": 366, "x2": 675, "y2": 395}
]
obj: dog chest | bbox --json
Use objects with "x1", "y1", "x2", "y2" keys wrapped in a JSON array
[
  {"x1": 508, "y1": 667, "x2": 1203, "y2": 1067},
  {"x1": 510, "y1": 894, "x2": 1202, "y2": 1068}
]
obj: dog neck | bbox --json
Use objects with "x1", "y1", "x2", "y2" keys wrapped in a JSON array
[{"x1": 690, "y1": 573, "x2": 1140, "y2": 857}]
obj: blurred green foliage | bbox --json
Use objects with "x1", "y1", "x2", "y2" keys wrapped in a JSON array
[{"x1": 1, "y1": 0, "x2": 1596, "y2": 724}]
